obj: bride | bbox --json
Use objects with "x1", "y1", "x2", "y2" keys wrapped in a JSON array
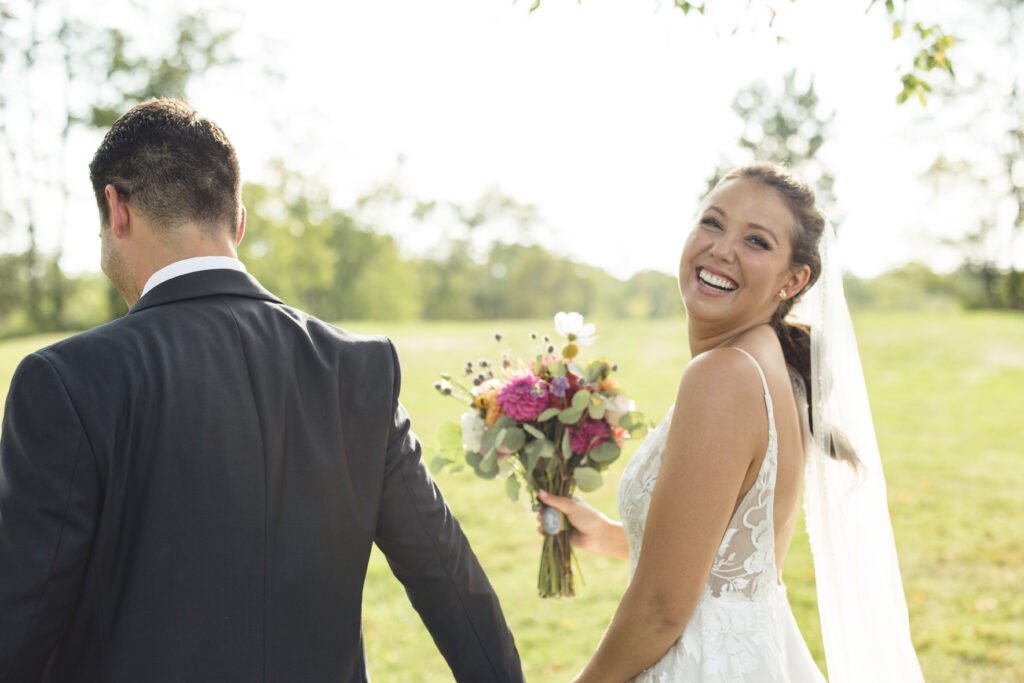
[{"x1": 539, "y1": 163, "x2": 924, "y2": 682}]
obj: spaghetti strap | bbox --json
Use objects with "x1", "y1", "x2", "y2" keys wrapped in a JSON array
[{"x1": 729, "y1": 347, "x2": 776, "y2": 434}]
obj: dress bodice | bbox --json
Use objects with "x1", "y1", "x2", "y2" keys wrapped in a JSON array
[
  {"x1": 618, "y1": 348, "x2": 780, "y2": 600},
  {"x1": 616, "y1": 349, "x2": 826, "y2": 682}
]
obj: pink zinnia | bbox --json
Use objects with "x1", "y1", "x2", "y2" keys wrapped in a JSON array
[
  {"x1": 496, "y1": 374, "x2": 549, "y2": 422},
  {"x1": 570, "y1": 415, "x2": 610, "y2": 454}
]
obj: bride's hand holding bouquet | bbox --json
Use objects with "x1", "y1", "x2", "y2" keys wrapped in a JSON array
[{"x1": 432, "y1": 312, "x2": 646, "y2": 597}]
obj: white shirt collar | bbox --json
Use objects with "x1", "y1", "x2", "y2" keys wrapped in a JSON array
[{"x1": 141, "y1": 256, "x2": 248, "y2": 297}]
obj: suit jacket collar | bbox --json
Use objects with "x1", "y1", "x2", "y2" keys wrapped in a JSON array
[{"x1": 129, "y1": 268, "x2": 283, "y2": 315}]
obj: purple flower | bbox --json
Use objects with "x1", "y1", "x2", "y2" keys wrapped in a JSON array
[
  {"x1": 496, "y1": 374, "x2": 550, "y2": 422},
  {"x1": 549, "y1": 376, "x2": 570, "y2": 398}
]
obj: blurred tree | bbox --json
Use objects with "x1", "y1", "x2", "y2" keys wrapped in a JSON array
[
  {"x1": 703, "y1": 69, "x2": 838, "y2": 220},
  {"x1": 922, "y1": 0, "x2": 1023, "y2": 309},
  {"x1": 0, "y1": 2, "x2": 239, "y2": 334},
  {"x1": 240, "y1": 163, "x2": 423, "y2": 322}
]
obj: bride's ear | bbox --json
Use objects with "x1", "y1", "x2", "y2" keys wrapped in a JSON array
[{"x1": 784, "y1": 264, "x2": 812, "y2": 299}]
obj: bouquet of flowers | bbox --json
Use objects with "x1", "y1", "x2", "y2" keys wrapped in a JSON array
[{"x1": 432, "y1": 312, "x2": 647, "y2": 598}]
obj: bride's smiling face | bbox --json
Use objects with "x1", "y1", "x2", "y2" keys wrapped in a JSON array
[{"x1": 679, "y1": 177, "x2": 807, "y2": 327}]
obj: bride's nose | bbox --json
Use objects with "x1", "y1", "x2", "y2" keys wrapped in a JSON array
[{"x1": 708, "y1": 234, "x2": 738, "y2": 262}]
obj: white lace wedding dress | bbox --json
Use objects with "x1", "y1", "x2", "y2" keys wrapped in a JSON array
[{"x1": 618, "y1": 349, "x2": 827, "y2": 682}]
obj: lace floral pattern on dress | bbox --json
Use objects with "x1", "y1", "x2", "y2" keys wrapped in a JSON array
[{"x1": 616, "y1": 350, "x2": 795, "y2": 682}]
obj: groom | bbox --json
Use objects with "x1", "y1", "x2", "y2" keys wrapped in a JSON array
[{"x1": 0, "y1": 99, "x2": 523, "y2": 682}]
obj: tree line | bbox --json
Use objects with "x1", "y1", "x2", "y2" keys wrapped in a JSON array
[{"x1": 1, "y1": 0, "x2": 1021, "y2": 338}]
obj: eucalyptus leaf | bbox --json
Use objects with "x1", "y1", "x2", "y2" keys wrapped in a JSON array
[
  {"x1": 551, "y1": 362, "x2": 567, "y2": 378},
  {"x1": 524, "y1": 449, "x2": 541, "y2": 474},
  {"x1": 481, "y1": 427, "x2": 499, "y2": 451},
  {"x1": 436, "y1": 419, "x2": 460, "y2": 456},
  {"x1": 504, "y1": 427, "x2": 527, "y2": 452},
  {"x1": 571, "y1": 389, "x2": 592, "y2": 410},
  {"x1": 574, "y1": 467, "x2": 603, "y2": 492},
  {"x1": 429, "y1": 455, "x2": 452, "y2": 474},
  {"x1": 465, "y1": 451, "x2": 483, "y2": 468},
  {"x1": 523, "y1": 424, "x2": 545, "y2": 440},
  {"x1": 561, "y1": 430, "x2": 573, "y2": 459},
  {"x1": 495, "y1": 428, "x2": 508, "y2": 448},
  {"x1": 495, "y1": 416, "x2": 517, "y2": 430},
  {"x1": 587, "y1": 402, "x2": 606, "y2": 420},
  {"x1": 538, "y1": 407, "x2": 561, "y2": 422},
  {"x1": 479, "y1": 450, "x2": 498, "y2": 475},
  {"x1": 620, "y1": 411, "x2": 645, "y2": 431},
  {"x1": 589, "y1": 441, "x2": 621, "y2": 464},
  {"x1": 505, "y1": 476, "x2": 521, "y2": 502},
  {"x1": 558, "y1": 407, "x2": 584, "y2": 425},
  {"x1": 585, "y1": 360, "x2": 608, "y2": 384},
  {"x1": 566, "y1": 362, "x2": 585, "y2": 378}
]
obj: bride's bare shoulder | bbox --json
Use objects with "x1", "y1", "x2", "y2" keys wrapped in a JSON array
[{"x1": 671, "y1": 347, "x2": 766, "y2": 443}]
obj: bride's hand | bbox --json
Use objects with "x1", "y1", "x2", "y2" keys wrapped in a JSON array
[{"x1": 537, "y1": 489, "x2": 628, "y2": 560}]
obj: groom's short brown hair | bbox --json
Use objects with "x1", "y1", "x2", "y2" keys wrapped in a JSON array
[{"x1": 89, "y1": 98, "x2": 241, "y2": 236}]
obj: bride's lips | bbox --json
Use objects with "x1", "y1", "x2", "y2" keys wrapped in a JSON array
[{"x1": 695, "y1": 266, "x2": 739, "y2": 295}]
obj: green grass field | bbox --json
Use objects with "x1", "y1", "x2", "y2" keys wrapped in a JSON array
[{"x1": 2, "y1": 311, "x2": 1022, "y2": 682}]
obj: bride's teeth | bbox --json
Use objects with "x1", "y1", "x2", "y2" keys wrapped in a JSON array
[{"x1": 698, "y1": 268, "x2": 737, "y2": 291}]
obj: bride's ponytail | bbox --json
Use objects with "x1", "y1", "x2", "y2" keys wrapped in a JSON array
[{"x1": 715, "y1": 163, "x2": 858, "y2": 465}]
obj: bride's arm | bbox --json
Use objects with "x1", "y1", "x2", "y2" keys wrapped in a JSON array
[
  {"x1": 572, "y1": 350, "x2": 763, "y2": 683},
  {"x1": 536, "y1": 490, "x2": 628, "y2": 560}
]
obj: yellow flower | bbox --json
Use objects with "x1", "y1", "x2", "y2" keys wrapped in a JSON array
[{"x1": 485, "y1": 390, "x2": 504, "y2": 427}]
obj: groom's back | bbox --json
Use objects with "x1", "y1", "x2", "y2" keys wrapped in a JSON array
[{"x1": 19, "y1": 273, "x2": 394, "y2": 682}]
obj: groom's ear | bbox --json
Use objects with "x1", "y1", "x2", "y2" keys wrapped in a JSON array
[
  {"x1": 104, "y1": 184, "x2": 131, "y2": 239},
  {"x1": 234, "y1": 205, "x2": 246, "y2": 247}
]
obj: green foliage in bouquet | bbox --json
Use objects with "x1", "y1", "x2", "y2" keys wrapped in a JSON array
[{"x1": 432, "y1": 313, "x2": 647, "y2": 597}]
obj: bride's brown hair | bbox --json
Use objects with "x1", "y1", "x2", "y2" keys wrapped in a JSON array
[{"x1": 714, "y1": 162, "x2": 857, "y2": 464}]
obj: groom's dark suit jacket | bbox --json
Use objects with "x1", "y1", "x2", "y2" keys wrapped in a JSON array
[{"x1": 0, "y1": 269, "x2": 523, "y2": 682}]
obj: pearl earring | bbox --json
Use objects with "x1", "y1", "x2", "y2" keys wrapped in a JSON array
[{"x1": 778, "y1": 289, "x2": 787, "y2": 300}]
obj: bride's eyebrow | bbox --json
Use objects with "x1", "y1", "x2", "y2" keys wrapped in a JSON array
[{"x1": 707, "y1": 206, "x2": 780, "y2": 245}]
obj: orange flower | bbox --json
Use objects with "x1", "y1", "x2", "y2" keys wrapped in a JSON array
[
  {"x1": 485, "y1": 390, "x2": 504, "y2": 427},
  {"x1": 597, "y1": 378, "x2": 617, "y2": 393}
]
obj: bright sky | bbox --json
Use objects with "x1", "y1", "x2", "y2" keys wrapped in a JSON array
[{"x1": 13, "y1": 0, "x2": 1011, "y2": 279}]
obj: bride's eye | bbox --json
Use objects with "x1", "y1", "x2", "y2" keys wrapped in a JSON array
[
  {"x1": 747, "y1": 235, "x2": 771, "y2": 250},
  {"x1": 700, "y1": 217, "x2": 722, "y2": 230}
]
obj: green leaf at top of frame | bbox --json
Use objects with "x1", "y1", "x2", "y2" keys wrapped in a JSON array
[
  {"x1": 574, "y1": 467, "x2": 603, "y2": 492},
  {"x1": 589, "y1": 441, "x2": 621, "y2": 464},
  {"x1": 505, "y1": 475, "x2": 521, "y2": 501},
  {"x1": 538, "y1": 407, "x2": 561, "y2": 422}
]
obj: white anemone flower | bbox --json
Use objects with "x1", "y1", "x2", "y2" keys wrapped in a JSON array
[
  {"x1": 460, "y1": 411, "x2": 486, "y2": 452},
  {"x1": 554, "y1": 311, "x2": 597, "y2": 345}
]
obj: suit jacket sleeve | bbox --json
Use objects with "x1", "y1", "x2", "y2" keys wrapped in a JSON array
[
  {"x1": 373, "y1": 341, "x2": 524, "y2": 683},
  {"x1": 0, "y1": 352, "x2": 101, "y2": 681}
]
